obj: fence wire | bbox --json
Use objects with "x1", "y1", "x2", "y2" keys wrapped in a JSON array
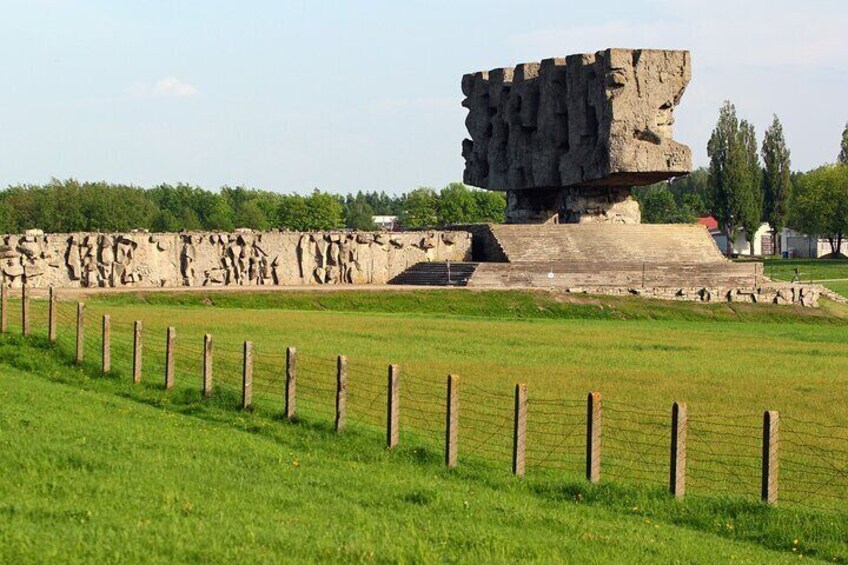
[{"x1": 2, "y1": 294, "x2": 847, "y2": 517}]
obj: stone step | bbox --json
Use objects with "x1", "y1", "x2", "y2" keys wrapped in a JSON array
[
  {"x1": 487, "y1": 224, "x2": 726, "y2": 264},
  {"x1": 389, "y1": 262, "x2": 479, "y2": 287},
  {"x1": 468, "y1": 261, "x2": 762, "y2": 289}
]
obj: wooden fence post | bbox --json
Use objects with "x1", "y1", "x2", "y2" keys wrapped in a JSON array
[
  {"x1": 445, "y1": 374, "x2": 459, "y2": 468},
  {"x1": 48, "y1": 287, "x2": 56, "y2": 343},
  {"x1": 762, "y1": 410, "x2": 780, "y2": 504},
  {"x1": 242, "y1": 341, "x2": 253, "y2": 410},
  {"x1": 586, "y1": 391, "x2": 602, "y2": 483},
  {"x1": 335, "y1": 355, "x2": 348, "y2": 433},
  {"x1": 101, "y1": 315, "x2": 111, "y2": 374},
  {"x1": 513, "y1": 383, "x2": 528, "y2": 477},
  {"x1": 669, "y1": 401, "x2": 687, "y2": 498},
  {"x1": 132, "y1": 320, "x2": 142, "y2": 384},
  {"x1": 285, "y1": 346, "x2": 297, "y2": 420},
  {"x1": 386, "y1": 364, "x2": 400, "y2": 449},
  {"x1": 202, "y1": 334, "x2": 213, "y2": 398},
  {"x1": 0, "y1": 278, "x2": 7, "y2": 333},
  {"x1": 164, "y1": 326, "x2": 176, "y2": 390},
  {"x1": 21, "y1": 283, "x2": 29, "y2": 336},
  {"x1": 75, "y1": 302, "x2": 84, "y2": 363}
]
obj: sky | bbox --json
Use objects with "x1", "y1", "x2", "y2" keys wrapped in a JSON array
[{"x1": 1, "y1": 0, "x2": 846, "y2": 195}]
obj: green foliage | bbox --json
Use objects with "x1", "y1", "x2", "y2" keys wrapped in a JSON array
[
  {"x1": 399, "y1": 187, "x2": 438, "y2": 228},
  {"x1": 0, "y1": 181, "x2": 501, "y2": 233},
  {"x1": 343, "y1": 192, "x2": 376, "y2": 230},
  {"x1": 839, "y1": 122, "x2": 848, "y2": 165},
  {"x1": 708, "y1": 102, "x2": 764, "y2": 250},
  {"x1": 632, "y1": 183, "x2": 699, "y2": 224},
  {"x1": 761, "y1": 115, "x2": 792, "y2": 254},
  {"x1": 791, "y1": 165, "x2": 848, "y2": 256}
]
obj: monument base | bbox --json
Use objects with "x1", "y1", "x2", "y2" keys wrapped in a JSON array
[{"x1": 505, "y1": 187, "x2": 641, "y2": 224}]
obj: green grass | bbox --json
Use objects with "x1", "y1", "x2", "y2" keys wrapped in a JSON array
[
  {"x1": 0, "y1": 334, "x2": 842, "y2": 563},
  {"x1": 826, "y1": 281, "x2": 848, "y2": 299},
  {"x1": 760, "y1": 258, "x2": 848, "y2": 283}
]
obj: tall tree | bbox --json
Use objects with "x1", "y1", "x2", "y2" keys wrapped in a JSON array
[
  {"x1": 761, "y1": 115, "x2": 792, "y2": 255},
  {"x1": 791, "y1": 165, "x2": 848, "y2": 257},
  {"x1": 707, "y1": 102, "x2": 762, "y2": 254},
  {"x1": 840, "y1": 122, "x2": 848, "y2": 165}
]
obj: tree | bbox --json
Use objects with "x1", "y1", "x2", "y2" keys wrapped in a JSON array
[
  {"x1": 791, "y1": 165, "x2": 848, "y2": 257},
  {"x1": 839, "y1": 122, "x2": 848, "y2": 165},
  {"x1": 235, "y1": 200, "x2": 270, "y2": 230},
  {"x1": 344, "y1": 192, "x2": 376, "y2": 230},
  {"x1": 761, "y1": 115, "x2": 792, "y2": 255},
  {"x1": 437, "y1": 183, "x2": 477, "y2": 225},
  {"x1": 205, "y1": 196, "x2": 236, "y2": 231},
  {"x1": 304, "y1": 190, "x2": 344, "y2": 230},
  {"x1": 399, "y1": 187, "x2": 438, "y2": 228},
  {"x1": 707, "y1": 102, "x2": 762, "y2": 254},
  {"x1": 278, "y1": 195, "x2": 310, "y2": 231},
  {"x1": 634, "y1": 184, "x2": 698, "y2": 224},
  {"x1": 472, "y1": 190, "x2": 506, "y2": 223}
]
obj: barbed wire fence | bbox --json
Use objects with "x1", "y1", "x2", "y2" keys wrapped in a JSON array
[{"x1": 1, "y1": 286, "x2": 847, "y2": 517}]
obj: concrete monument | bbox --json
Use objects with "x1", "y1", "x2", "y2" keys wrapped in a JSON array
[{"x1": 462, "y1": 48, "x2": 691, "y2": 223}]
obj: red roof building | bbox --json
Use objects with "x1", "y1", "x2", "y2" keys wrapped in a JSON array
[{"x1": 698, "y1": 216, "x2": 719, "y2": 231}]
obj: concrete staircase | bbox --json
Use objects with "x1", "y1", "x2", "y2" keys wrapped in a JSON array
[
  {"x1": 468, "y1": 260, "x2": 761, "y2": 289},
  {"x1": 389, "y1": 262, "x2": 479, "y2": 287},
  {"x1": 487, "y1": 224, "x2": 726, "y2": 264}
]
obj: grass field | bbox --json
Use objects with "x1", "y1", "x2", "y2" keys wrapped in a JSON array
[
  {"x1": 760, "y1": 258, "x2": 848, "y2": 286},
  {"x1": 2, "y1": 289, "x2": 848, "y2": 561}
]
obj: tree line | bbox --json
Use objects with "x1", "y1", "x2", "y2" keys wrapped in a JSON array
[
  {"x1": 0, "y1": 181, "x2": 505, "y2": 234},
  {"x1": 635, "y1": 103, "x2": 848, "y2": 257}
]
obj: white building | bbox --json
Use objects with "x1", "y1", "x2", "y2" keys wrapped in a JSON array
[
  {"x1": 711, "y1": 222, "x2": 773, "y2": 256},
  {"x1": 371, "y1": 215, "x2": 398, "y2": 231},
  {"x1": 781, "y1": 229, "x2": 848, "y2": 258}
]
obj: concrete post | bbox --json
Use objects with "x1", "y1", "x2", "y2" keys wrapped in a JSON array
[
  {"x1": 386, "y1": 364, "x2": 400, "y2": 449},
  {"x1": 202, "y1": 334, "x2": 213, "y2": 398},
  {"x1": 762, "y1": 410, "x2": 780, "y2": 504},
  {"x1": 21, "y1": 283, "x2": 29, "y2": 336},
  {"x1": 48, "y1": 287, "x2": 56, "y2": 343},
  {"x1": 132, "y1": 320, "x2": 143, "y2": 384},
  {"x1": 669, "y1": 401, "x2": 687, "y2": 498},
  {"x1": 586, "y1": 391, "x2": 602, "y2": 483},
  {"x1": 75, "y1": 302, "x2": 84, "y2": 363},
  {"x1": 335, "y1": 355, "x2": 347, "y2": 433},
  {"x1": 242, "y1": 341, "x2": 253, "y2": 410},
  {"x1": 445, "y1": 374, "x2": 459, "y2": 468},
  {"x1": 284, "y1": 346, "x2": 297, "y2": 420},
  {"x1": 164, "y1": 326, "x2": 176, "y2": 390},
  {"x1": 101, "y1": 315, "x2": 111, "y2": 374},
  {"x1": 513, "y1": 383, "x2": 528, "y2": 477},
  {"x1": 0, "y1": 278, "x2": 7, "y2": 333}
]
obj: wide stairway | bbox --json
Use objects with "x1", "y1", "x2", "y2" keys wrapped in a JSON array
[
  {"x1": 389, "y1": 262, "x2": 479, "y2": 286},
  {"x1": 390, "y1": 223, "x2": 763, "y2": 290},
  {"x1": 488, "y1": 224, "x2": 727, "y2": 264}
]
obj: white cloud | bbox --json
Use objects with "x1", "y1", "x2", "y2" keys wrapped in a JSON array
[{"x1": 130, "y1": 77, "x2": 199, "y2": 99}]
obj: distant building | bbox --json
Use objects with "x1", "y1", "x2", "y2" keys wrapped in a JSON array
[
  {"x1": 700, "y1": 217, "x2": 773, "y2": 256},
  {"x1": 372, "y1": 215, "x2": 398, "y2": 231},
  {"x1": 781, "y1": 229, "x2": 848, "y2": 258}
]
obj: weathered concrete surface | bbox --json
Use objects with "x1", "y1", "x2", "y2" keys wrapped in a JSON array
[
  {"x1": 0, "y1": 229, "x2": 471, "y2": 289},
  {"x1": 462, "y1": 48, "x2": 691, "y2": 223}
]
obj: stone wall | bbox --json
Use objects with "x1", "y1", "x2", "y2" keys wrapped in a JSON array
[{"x1": 0, "y1": 229, "x2": 472, "y2": 289}]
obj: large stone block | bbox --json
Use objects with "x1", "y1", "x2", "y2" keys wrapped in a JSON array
[{"x1": 462, "y1": 49, "x2": 692, "y2": 223}]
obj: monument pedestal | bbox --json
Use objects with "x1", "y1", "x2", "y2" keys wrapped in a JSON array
[{"x1": 505, "y1": 187, "x2": 641, "y2": 225}]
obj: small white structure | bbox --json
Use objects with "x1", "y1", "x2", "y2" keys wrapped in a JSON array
[
  {"x1": 712, "y1": 222, "x2": 773, "y2": 256},
  {"x1": 781, "y1": 229, "x2": 848, "y2": 258},
  {"x1": 371, "y1": 215, "x2": 398, "y2": 231}
]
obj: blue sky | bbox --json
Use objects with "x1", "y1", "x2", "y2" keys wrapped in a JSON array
[{"x1": 1, "y1": 0, "x2": 846, "y2": 194}]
